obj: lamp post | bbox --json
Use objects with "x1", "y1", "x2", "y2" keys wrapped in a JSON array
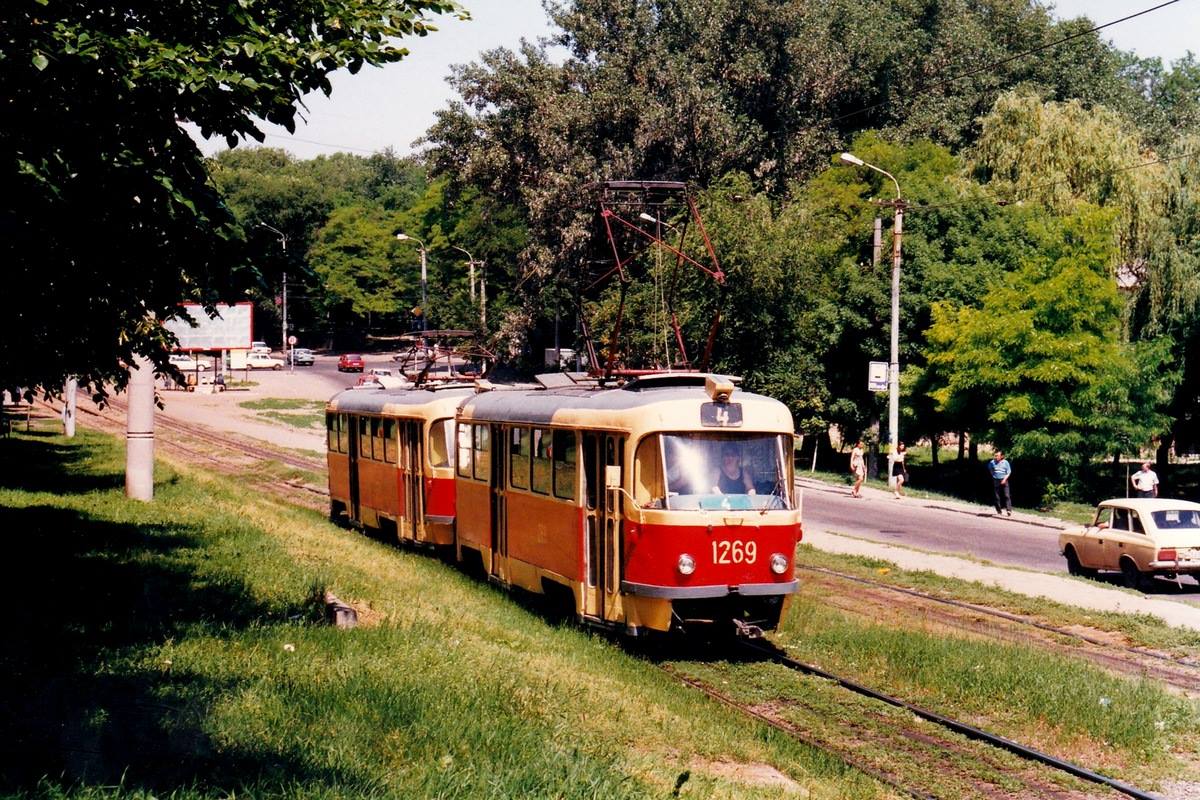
[
  {"x1": 396, "y1": 233, "x2": 428, "y2": 333},
  {"x1": 258, "y1": 222, "x2": 290, "y2": 371},
  {"x1": 452, "y1": 244, "x2": 486, "y2": 329},
  {"x1": 839, "y1": 152, "x2": 904, "y2": 466}
]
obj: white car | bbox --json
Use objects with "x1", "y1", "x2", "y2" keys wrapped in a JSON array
[
  {"x1": 169, "y1": 354, "x2": 208, "y2": 371},
  {"x1": 250, "y1": 340, "x2": 272, "y2": 355},
  {"x1": 1059, "y1": 498, "x2": 1200, "y2": 588},
  {"x1": 245, "y1": 352, "x2": 283, "y2": 370}
]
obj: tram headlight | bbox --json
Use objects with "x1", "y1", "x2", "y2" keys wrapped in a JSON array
[
  {"x1": 677, "y1": 554, "x2": 696, "y2": 576},
  {"x1": 770, "y1": 553, "x2": 789, "y2": 575}
]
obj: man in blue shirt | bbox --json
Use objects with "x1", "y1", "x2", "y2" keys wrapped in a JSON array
[{"x1": 988, "y1": 451, "x2": 1012, "y2": 516}]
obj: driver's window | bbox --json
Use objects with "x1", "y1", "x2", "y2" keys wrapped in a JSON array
[
  {"x1": 1130, "y1": 511, "x2": 1145, "y2": 534},
  {"x1": 1111, "y1": 508, "x2": 1130, "y2": 531},
  {"x1": 1094, "y1": 508, "x2": 1113, "y2": 528}
]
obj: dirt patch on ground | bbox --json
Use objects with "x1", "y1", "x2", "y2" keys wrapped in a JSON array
[{"x1": 688, "y1": 757, "x2": 807, "y2": 795}]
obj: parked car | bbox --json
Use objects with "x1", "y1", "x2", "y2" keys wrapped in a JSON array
[
  {"x1": 168, "y1": 354, "x2": 208, "y2": 371},
  {"x1": 1058, "y1": 498, "x2": 1200, "y2": 588},
  {"x1": 245, "y1": 352, "x2": 283, "y2": 370},
  {"x1": 287, "y1": 348, "x2": 315, "y2": 366},
  {"x1": 338, "y1": 353, "x2": 365, "y2": 373},
  {"x1": 250, "y1": 340, "x2": 271, "y2": 355}
]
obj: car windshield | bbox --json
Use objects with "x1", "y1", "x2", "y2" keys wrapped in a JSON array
[
  {"x1": 1151, "y1": 509, "x2": 1200, "y2": 530},
  {"x1": 653, "y1": 432, "x2": 791, "y2": 510}
]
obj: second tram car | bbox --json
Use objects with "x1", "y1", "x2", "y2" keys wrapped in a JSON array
[{"x1": 326, "y1": 373, "x2": 802, "y2": 636}]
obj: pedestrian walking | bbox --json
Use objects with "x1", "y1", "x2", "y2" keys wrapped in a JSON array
[
  {"x1": 849, "y1": 440, "x2": 866, "y2": 498},
  {"x1": 988, "y1": 450, "x2": 1012, "y2": 516},
  {"x1": 1131, "y1": 461, "x2": 1159, "y2": 498},
  {"x1": 891, "y1": 442, "x2": 908, "y2": 499}
]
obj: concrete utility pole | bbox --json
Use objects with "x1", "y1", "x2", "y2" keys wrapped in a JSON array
[
  {"x1": 62, "y1": 377, "x2": 77, "y2": 438},
  {"x1": 396, "y1": 233, "x2": 428, "y2": 333},
  {"x1": 258, "y1": 222, "x2": 289, "y2": 366},
  {"x1": 452, "y1": 245, "x2": 487, "y2": 330},
  {"x1": 125, "y1": 354, "x2": 155, "y2": 501},
  {"x1": 839, "y1": 152, "x2": 905, "y2": 466}
]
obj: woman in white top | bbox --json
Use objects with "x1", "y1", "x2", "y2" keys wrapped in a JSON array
[{"x1": 849, "y1": 440, "x2": 866, "y2": 498}]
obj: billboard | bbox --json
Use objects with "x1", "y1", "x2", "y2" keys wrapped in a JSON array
[{"x1": 164, "y1": 302, "x2": 254, "y2": 351}]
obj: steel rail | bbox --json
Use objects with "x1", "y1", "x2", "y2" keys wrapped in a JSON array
[
  {"x1": 737, "y1": 638, "x2": 1160, "y2": 800},
  {"x1": 662, "y1": 665, "x2": 936, "y2": 800},
  {"x1": 799, "y1": 564, "x2": 1200, "y2": 670}
]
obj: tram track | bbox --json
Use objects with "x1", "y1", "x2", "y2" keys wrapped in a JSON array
[
  {"x1": 801, "y1": 564, "x2": 1200, "y2": 694},
  {"x1": 663, "y1": 639, "x2": 1156, "y2": 800}
]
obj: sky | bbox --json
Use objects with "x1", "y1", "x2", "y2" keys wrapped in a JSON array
[{"x1": 192, "y1": 0, "x2": 1198, "y2": 161}]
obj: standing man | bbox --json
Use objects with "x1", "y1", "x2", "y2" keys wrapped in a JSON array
[
  {"x1": 989, "y1": 450, "x2": 1012, "y2": 516},
  {"x1": 1131, "y1": 461, "x2": 1159, "y2": 498}
]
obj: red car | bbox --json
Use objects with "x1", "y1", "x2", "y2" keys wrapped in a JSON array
[{"x1": 337, "y1": 353, "x2": 365, "y2": 373}]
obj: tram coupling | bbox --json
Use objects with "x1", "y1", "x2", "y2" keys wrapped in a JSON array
[{"x1": 732, "y1": 619, "x2": 765, "y2": 639}]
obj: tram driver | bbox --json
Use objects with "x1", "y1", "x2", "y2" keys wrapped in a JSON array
[{"x1": 711, "y1": 442, "x2": 756, "y2": 495}]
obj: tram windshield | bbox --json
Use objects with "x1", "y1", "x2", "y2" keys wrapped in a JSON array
[{"x1": 637, "y1": 433, "x2": 792, "y2": 511}]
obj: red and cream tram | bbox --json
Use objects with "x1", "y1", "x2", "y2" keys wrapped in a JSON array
[
  {"x1": 327, "y1": 385, "x2": 473, "y2": 546},
  {"x1": 326, "y1": 373, "x2": 802, "y2": 636}
]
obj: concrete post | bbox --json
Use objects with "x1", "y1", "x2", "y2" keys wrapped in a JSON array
[
  {"x1": 125, "y1": 354, "x2": 155, "y2": 501},
  {"x1": 62, "y1": 377, "x2": 77, "y2": 438}
]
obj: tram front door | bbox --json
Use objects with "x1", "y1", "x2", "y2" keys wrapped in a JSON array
[
  {"x1": 583, "y1": 432, "x2": 624, "y2": 622},
  {"x1": 489, "y1": 424, "x2": 509, "y2": 582}
]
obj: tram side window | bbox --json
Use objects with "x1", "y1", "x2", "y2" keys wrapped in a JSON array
[
  {"x1": 429, "y1": 419, "x2": 452, "y2": 469},
  {"x1": 337, "y1": 414, "x2": 348, "y2": 454},
  {"x1": 553, "y1": 429, "x2": 576, "y2": 501},
  {"x1": 326, "y1": 414, "x2": 337, "y2": 452},
  {"x1": 531, "y1": 428, "x2": 551, "y2": 495},
  {"x1": 473, "y1": 425, "x2": 491, "y2": 481},
  {"x1": 372, "y1": 418, "x2": 386, "y2": 462},
  {"x1": 457, "y1": 424, "x2": 472, "y2": 478},
  {"x1": 510, "y1": 427, "x2": 530, "y2": 490},
  {"x1": 382, "y1": 419, "x2": 397, "y2": 464},
  {"x1": 360, "y1": 417, "x2": 374, "y2": 461},
  {"x1": 634, "y1": 435, "x2": 663, "y2": 507}
]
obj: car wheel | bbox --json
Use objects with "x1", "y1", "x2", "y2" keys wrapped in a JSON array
[
  {"x1": 1064, "y1": 547, "x2": 1094, "y2": 578},
  {"x1": 1120, "y1": 558, "x2": 1146, "y2": 591},
  {"x1": 273, "y1": 364, "x2": 281, "y2": 371}
]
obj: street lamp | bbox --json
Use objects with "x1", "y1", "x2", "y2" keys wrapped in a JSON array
[
  {"x1": 258, "y1": 222, "x2": 291, "y2": 371},
  {"x1": 396, "y1": 233, "x2": 428, "y2": 332},
  {"x1": 839, "y1": 152, "x2": 904, "y2": 468},
  {"x1": 451, "y1": 245, "x2": 486, "y2": 329}
]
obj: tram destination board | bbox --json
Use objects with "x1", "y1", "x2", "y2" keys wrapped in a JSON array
[{"x1": 700, "y1": 402, "x2": 742, "y2": 427}]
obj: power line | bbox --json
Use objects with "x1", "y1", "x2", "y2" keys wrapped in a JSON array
[{"x1": 830, "y1": 0, "x2": 1183, "y2": 127}]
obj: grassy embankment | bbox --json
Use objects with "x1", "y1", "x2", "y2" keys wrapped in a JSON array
[
  {"x1": 238, "y1": 398, "x2": 327, "y2": 431},
  {"x1": 0, "y1": 425, "x2": 880, "y2": 800}
]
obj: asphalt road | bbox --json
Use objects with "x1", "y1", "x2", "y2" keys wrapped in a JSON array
[
  {"x1": 799, "y1": 477, "x2": 1066, "y2": 570},
  {"x1": 800, "y1": 475, "x2": 1200, "y2": 603}
]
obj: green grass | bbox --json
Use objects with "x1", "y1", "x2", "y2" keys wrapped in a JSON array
[
  {"x1": 239, "y1": 399, "x2": 327, "y2": 431},
  {"x1": 0, "y1": 427, "x2": 887, "y2": 800},
  {"x1": 794, "y1": 544, "x2": 1200, "y2": 654}
]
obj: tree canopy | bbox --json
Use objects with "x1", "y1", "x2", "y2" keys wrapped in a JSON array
[{"x1": 1, "y1": 0, "x2": 460, "y2": 397}]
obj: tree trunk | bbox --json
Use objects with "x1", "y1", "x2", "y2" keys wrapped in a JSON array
[
  {"x1": 930, "y1": 433, "x2": 940, "y2": 467},
  {"x1": 968, "y1": 435, "x2": 978, "y2": 464},
  {"x1": 957, "y1": 432, "x2": 965, "y2": 462}
]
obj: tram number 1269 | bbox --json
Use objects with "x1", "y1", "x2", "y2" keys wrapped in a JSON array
[{"x1": 712, "y1": 540, "x2": 757, "y2": 564}]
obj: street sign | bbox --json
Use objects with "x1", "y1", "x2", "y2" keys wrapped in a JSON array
[
  {"x1": 288, "y1": 335, "x2": 297, "y2": 345},
  {"x1": 868, "y1": 361, "x2": 888, "y2": 392}
]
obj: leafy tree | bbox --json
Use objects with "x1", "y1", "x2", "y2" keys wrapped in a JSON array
[
  {"x1": 924, "y1": 208, "x2": 1175, "y2": 497},
  {"x1": 967, "y1": 90, "x2": 1165, "y2": 267},
  {"x1": 428, "y1": 0, "x2": 1150, "y2": 371},
  {"x1": 1, "y1": 0, "x2": 459, "y2": 397},
  {"x1": 308, "y1": 205, "x2": 411, "y2": 325}
]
